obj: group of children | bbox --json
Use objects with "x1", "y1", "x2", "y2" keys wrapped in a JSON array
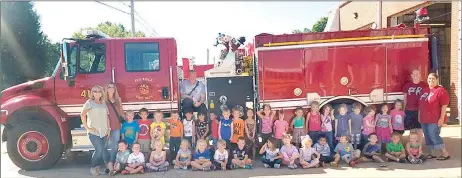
[{"x1": 109, "y1": 99, "x2": 424, "y2": 175}]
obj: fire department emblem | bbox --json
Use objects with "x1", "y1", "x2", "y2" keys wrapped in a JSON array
[
  {"x1": 138, "y1": 83, "x2": 151, "y2": 95},
  {"x1": 340, "y1": 77, "x2": 349, "y2": 86},
  {"x1": 134, "y1": 78, "x2": 154, "y2": 100}
]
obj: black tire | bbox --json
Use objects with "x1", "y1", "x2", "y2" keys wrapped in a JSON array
[{"x1": 7, "y1": 120, "x2": 62, "y2": 170}]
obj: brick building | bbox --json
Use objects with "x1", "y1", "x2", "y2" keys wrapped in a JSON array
[{"x1": 331, "y1": 1, "x2": 461, "y2": 121}]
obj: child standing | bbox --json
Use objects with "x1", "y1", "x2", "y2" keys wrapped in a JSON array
[
  {"x1": 391, "y1": 100, "x2": 406, "y2": 135},
  {"x1": 150, "y1": 110, "x2": 166, "y2": 147},
  {"x1": 313, "y1": 134, "x2": 333, "y2": 167},
  {"x1": 231, "y1": 106, "x2": 245, "y2": 150},
  {"x1": 360, "y1": 133, "x2": 387, "y2": 167},
  {"x1": 273, "y1": 110, "x2": 289, "y2": 148},
  {"x1": 376, "y1": 103, "x2": 393, "y2": 145},
  {"x1": 209, "y1": 112, "x2": 220, "y2": 148},
  {"x1": 291, "y1": 107, "x2": 305, "y2": 148},
  {"x1": 320, "y1": 105, "x2": 334, "y2": 151},
  {"x1": 280, "y1": 134, "x2": 300, "y2": 169},
  {"x1": 219, "y1": 108, "x2": 233, "y2": 148},
  {"x1": 362, "y1": 106, "x2": 376, "y2": 148},
  {"x1": 122, "y1": 143, "x2": 145, "y2": 175},
  {"x1": 168, "y1": 110, "x2": 183, "y2": 162},
  {"x1": 260, "y1": 137, "x2": 283, "y2": 168},
  {"x1": 109, "y1": 140, "x2": 131, "y2": 176},
  {"x1": 231, "y1": 137, "x2": 253, "y2": 169},
  {"x1": 335, "y1": 104, "x2": 351, "y2": 141},
  {"x1": 406, "y1": 132, "x2": 425, "y2": 164},
  {"x1": 183, "y1": 109, "x2": 196, "y2": 149},
  {"x1": 244, "y1": 109, "x2": 257, "y2": 160},
  {"x1": 196, "y1": 112, "x2": 209, "y2": 143},
  {"x1": 121, "y1": 111, "x2": 140, "y2": 148},
  {"x1": 191, "y1": 139, "x2": 213, "y2": 171},
  {"x1": 174, "y1": 139, "x2": 192, "y2": 170},
  {"x1": 331, "y1": 135, "x2": 361, "y2": 167},
  {"x1": 349, "y1": 102, "x2": 363, "y2": 150},
  {"x1": 385, "y1": 132, "x2": 407, "y2": 163},
  {"x1": 299, "y1": 137, "x2": 320, "y2": 169},
  {"x1": 306, "y1": 101, "x2": 322, "y2": 144},
  {"x1": 137, "y1": 108, "x2": 152, "y2": 155},
  {"x1": 212, "y1": 140, "x2": 229, "y2": 170},
  {"x1": 146, "y1": 140, "x2": 169, "y2": 172},
  {"x1": 257, "y1": 104, "x2": 276, "y2": 147}
]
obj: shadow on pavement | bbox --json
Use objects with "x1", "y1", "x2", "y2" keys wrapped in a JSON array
[{"x1": 15, "y1": 134, "x2": 461, "y2": 178}]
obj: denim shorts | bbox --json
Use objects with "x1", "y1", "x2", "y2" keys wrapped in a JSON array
[{"x1": 421, "y1": 123, "x2": 445, "y2": 150}]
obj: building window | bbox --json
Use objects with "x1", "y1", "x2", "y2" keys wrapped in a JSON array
[{"x1": 125, "y1": 43, "x2": 160, "y2": 72}]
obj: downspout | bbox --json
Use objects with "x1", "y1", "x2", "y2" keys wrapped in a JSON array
[
  {"x1": 377, "y1": 1, "x2": 383, "y2": 28},
  {"x1": 458, "y1": 1, "x2": 461, "y2": 126}
]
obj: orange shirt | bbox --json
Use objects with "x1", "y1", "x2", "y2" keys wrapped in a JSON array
[
  {"x1": 169, "y1": 118, "x2": 183, "y2": 138},
  {"x1": 231, "y1": 118, "x2": 245, "y2": 143}
]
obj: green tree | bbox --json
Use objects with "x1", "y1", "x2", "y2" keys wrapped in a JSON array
[
  {"x1": 0, "y1": 2, "x2": 55, "y2": 90},
  {"x1": 311, "y1": 17, "x2": 328, "y2": 32},
  {"x1": 292, "y1": 28, "x2": 311, "y2": 34},
  {"x1": 72, "y1": 21, "x2": 145, "y2": 39}
]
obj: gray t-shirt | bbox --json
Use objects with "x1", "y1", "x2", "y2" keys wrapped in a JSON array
[
  {"x1": 334, "y1": 143, "x2": 354, "y2": 157},
  {"x1": 313, "y1": 143, "x2": 331, "y2": 156},
  {"x1": 82, "y1": 99, "x2": 109, "y2": 137},
  {"x1": 116, "y1": 150, "x2": 131, "y2": 164},
  {"x1": 177, "y1": 149, "x2": 191, "y2": 161},
  {"x1": 180, "y1": 80, "x2": 205, "y2": 102},
  {"x1": 348, "y1": 112, "x2": 363, "y2": 134},
  {"x1": 362, "y1": 143, "x2": 382, "y2": 156}
]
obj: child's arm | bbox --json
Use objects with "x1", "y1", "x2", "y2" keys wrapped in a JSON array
[
  {"x1": 284, "y1": 121, "x2": 289, "y2": 134},
  {"x1": 362, "y1": 144, "x2": 372, "y2": 156},
  {"x1": 230, "y1": 121, "x2": 234, "y2": 140},
  {"x1": 135, "y1": 132, "x2": 139, "y2": 143},
  {"x1": 348, "y1": 119, "x2": 352, "y2": 134},
  {"x1": 121, "y1": 133, "x2": 125, "y2": 140},
  {"x1": 334, "y1": 119, "x2": 338, "y2": 137},
  {"x1": 257, "y1": 110, "x2": 264, "y2": 119},
  {"x1": 175, "y1": 151, "x2": 181, "y2": 162},
  {"x1": 259, "y1": 143, "x2": 267, "y2": 154},
  {"x1": 270, "y1": 110, "x2": 276, "y2": 120},
  {"x1": 243, "y1": 154, "x2": 249, "y2": 163},
  {"x1": 275, "y1": 151, "x2": 283, "y2": 160},
  {"x1": 399, "y1": 144, "x2": 406, "y2": 155},
  {"x1": 290, "y1": 118, "x2": 295, "y2": 130},
  {"x1": 417, "y1": 144, "x2": 423, "y2": 158},
  {"x1": 302, "y1": 116, "x2": 306, "y2": 131},
  {"x1": 365, "y1": 118, "x2": 374, "y2": 127},
  {"x1": 218, "y1": 121, "x2": 222, "y2": 140},
  {"x1": 203, "y1": 123, "x2": 209, "y2": 139},
  {"x1": 179, "y1": 121, "x2": 184, "y2": 139},
  {"x1": 405, "y1": 143, "x2": 414, "y2": 158},
  {"x1": 388, "y1": 118, "x2": 393, "y2": 133},
  {"x1": 305, "y1": 113, "x2": 310, "y2": 130}
]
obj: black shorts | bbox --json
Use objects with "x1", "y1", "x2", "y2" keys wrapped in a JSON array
[{"x1": 404, "y1": 110, "x2": 421, "y2": 130}]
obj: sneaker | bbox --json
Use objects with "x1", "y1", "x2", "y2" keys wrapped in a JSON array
[
  {"x1": 399, "y1": 158, "x2": 406, "y2": 163},
  {"x1": 104, "y1": 168, "x2": 110, "y2": 175},
  {"x1": 330, "y1": 162, "x2": 338, "y2": 167},
  {"x1": 174, "y1": 165, "x2": 180, "y2": 169},
  {"x1": 159, "y1": 167, "x2": 168, "y2": 172},
  {"x1": 320, "y1": 162, "x2": 325, "y2": 167},
  {"x1": 407, "y1": 155, "x2": 416, "y2": 164},
  {"x1": 274, "y1": 164, "x2": 281, "y2": 169},
  {"x1": 182, "y1": 166, "x2": 188, "y2": 170},
  {"x1": 263, "y1": 164, "x2": 270, "y2": 168},
  {"x1": 90, "y1": 167, "x2": 100, "y2": 176},
  {"x1": 288, "y1": 164, "x2": 296, "y2": 169},
  {"x1": 192, "y1": 167, "x2": 198, "y2": 171},
  {"x1": 121, "y1": 170, "x2": 128, "y2": 175},
  {"x1": 203, "y1": 167, "x2": 211, "y2": 171},
  {"x1": 293, "y1": 164, "x2": 298, "y2": 169},
  {"x1": 232, "y1": 164, "x2": 238, "y2": 169},
  {"x1": 244, "y1": 165, "x2": 253, "y2": 169}
]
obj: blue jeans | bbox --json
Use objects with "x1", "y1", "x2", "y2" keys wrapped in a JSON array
[
  {"x1": 321, "y1": 131, "x2": 334, "y2": 152},
  {"x1": 108, "y1": 130, "x2": 120, "y2": 163},
  {"x1": 308, "y1": 131, "x2": 321, "y2": 144},
  {"x1": 89, "y1": 133, "x2": 110, "y2": 168},
  {"x1": 421, "y1": 123, "x2": 445, "y2": 150},
  {"x1": 170, "y1": 137, "x2": 182, "y2": 161}
]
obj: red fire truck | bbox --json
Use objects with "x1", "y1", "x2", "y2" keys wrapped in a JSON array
[{"x1": 0, "y1": 27, "x2": 435, "y2": 170}]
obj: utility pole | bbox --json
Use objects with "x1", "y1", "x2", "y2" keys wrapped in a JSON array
[
  {"x1": 207, "y1": 48, "x2": 210, "y2": 64},
  {"x1": 130, "y1": 0, "x2": 136, "y2": 37},
  {"x1": 376, "y1": 1, "x2": 382, "y2": 29}
]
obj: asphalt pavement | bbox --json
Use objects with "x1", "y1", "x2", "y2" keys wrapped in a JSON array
[{"x1": 1, "y1": 126, "x2": 461, "y2": 178}]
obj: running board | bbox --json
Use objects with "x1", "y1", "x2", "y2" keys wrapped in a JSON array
[{"x1": 71, "y1": 128, "x2": 94, "y2": 151}]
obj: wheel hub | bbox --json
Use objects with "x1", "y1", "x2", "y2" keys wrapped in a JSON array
[{"x1": 17, "y1": 131, "x2": 49, "y2": 162}]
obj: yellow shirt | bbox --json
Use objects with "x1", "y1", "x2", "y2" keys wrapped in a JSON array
[{"x1": 150, "y1": 122, "x2": 166, "y2": 145}]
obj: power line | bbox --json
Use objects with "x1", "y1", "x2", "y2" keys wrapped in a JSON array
[
  {"x1": 134, "y1": 11, "x2": 159, "y2": 36},
  {"x1": 95, "y1": 1, "x2": 130, "y2": 15}
]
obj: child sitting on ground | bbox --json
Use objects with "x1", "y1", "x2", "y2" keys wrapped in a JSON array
[
  {"x1": 122, "y1": 143, "x2": 145, "y2": 175},
  {"x1": 109, "y1": 140, "x2": 131, "y2": 176},
  {"x1": 313, "y1": 134, "x2": 334, "y2": 167},
  {"x1": 406, "y1": 132, "x2": 425, "y2": 164},
  {"x1": 260, "y1": 137, "x2": 283, "y2": 168},
  {"x1": 146, "y1": 140, "x2": 169, "y2": 172},
  {"x1": 385, "y1": 132, "x2": 407, "y2": 163},
  {"x1": 331, "y1": 135, "x2": 361, "y2": 167},
  {"x1": 360, "y1": 133, "x2": 387, "y2": 167},
  {"x1": 299, "y1": 136, "x2": 320, "y2": 169},
  {"x1": 174, "y1": 139, "x2": 192, "y2": 170},
  {"x1": 191, "y1": 139, "x2": 213, "y2": 171},
  {"x1": 280, "y1": 134, "x2": 300, "y2": 169},
  {"x1": 231, "y1": 137, "x2": 253, "y2": 169},
  {"x1": 212, "y1": 140, "x2": 229, "y2": 170}
]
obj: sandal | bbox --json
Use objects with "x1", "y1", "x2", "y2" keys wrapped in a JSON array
[
  {"x1": 437, "y1": 156, "x2": 450, "y2": 161},
  {"x1": 427, "y1": 155, "x2": 437, "y2": 159}
]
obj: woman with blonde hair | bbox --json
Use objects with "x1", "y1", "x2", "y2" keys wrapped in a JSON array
[
  {"x1": 81, "y1": 85, "x2": 111, "y2": 176},
  {"x1": 105, "y1": 82, "x2": 126, "y2": 173}
]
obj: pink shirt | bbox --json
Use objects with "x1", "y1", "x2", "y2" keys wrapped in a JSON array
[
  {"x1": 362, "y1": 115, "x2": 375, "y2": 135},
  {"x1": 261, "y1": 116, "x2": 273, "y2": 134},
  {"x1": 308, "y1": 112, "x2": 322, "y2": 131},
  {"x1": 273, "y1": 120, "x2": 288, "y2": 139},
  {"x1": 390, "y1": 109, "x2": 405, "y2": 130}
]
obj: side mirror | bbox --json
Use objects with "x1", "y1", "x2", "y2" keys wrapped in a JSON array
[
  {"x1": 60, "y1": 42, "x2": 70, "y2": 81},
  {"x1": 161, "y1": 86, "x2": 169, "y2": 99}
]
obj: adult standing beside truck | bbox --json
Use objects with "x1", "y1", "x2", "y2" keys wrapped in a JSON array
[
  {"x1": 81, "y1": 85, "x2": 111, "y2": 176},
  {"x1": 180, "y1": 70, "x2": 207, "y2": 115},
  {"x1": 418, "y1": 73, "x2": 451, "y2": 161},
  {"x1": 402, "y1": 69, "x2": 426, "y2": 144},
  {"x1": 105, "y1": 83, "x2": 126, "y2": 173}
]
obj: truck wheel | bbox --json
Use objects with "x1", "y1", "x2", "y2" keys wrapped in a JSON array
[{"x1": 7, "y1": 121, "x2": 62, "y2": 170}]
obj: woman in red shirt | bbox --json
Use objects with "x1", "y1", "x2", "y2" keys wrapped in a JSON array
[{"x1": 418, "y1": 73, "x2": 450, "y2": 160}]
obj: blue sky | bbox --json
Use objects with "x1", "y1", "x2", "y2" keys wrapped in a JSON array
[{"x1": 34, "y1": 1, "x2": 339, "y2": 65}]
